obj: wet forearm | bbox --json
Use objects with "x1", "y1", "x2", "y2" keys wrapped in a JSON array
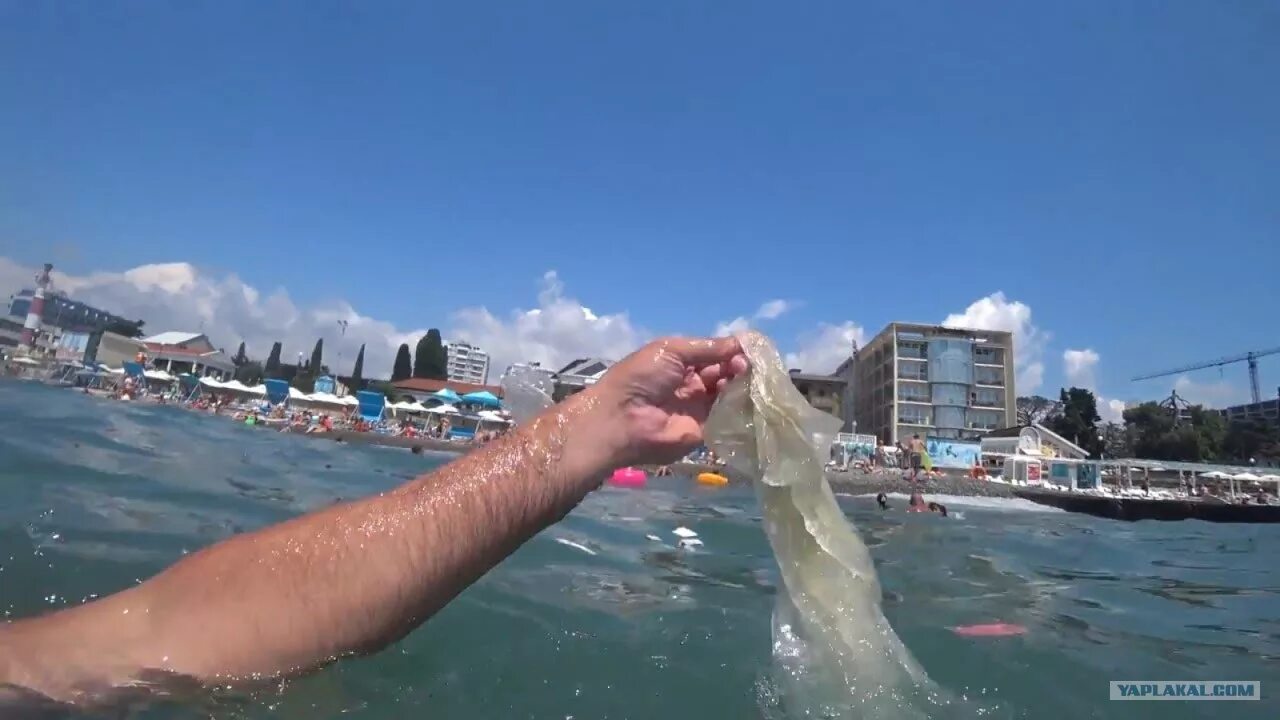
[{"x1": 3, "y1": 392, "x2": 620, "y2": 698}]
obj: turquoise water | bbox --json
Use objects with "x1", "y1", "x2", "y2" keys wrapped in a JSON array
[{"x1": 1, "y1": 380, "x2": 1277, "y2": 718}]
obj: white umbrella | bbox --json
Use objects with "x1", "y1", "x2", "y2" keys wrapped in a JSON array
[
  {"x1": 220, "y1": 380, "x2": 253, "y2": 393},
  {"x1": 398, "y1": 401, "x2": 429, "y2": 413},
  {"x1": 1200, "y1": 470, "x2": 1228, "y2": 479},
  {"x1": 288, "y1": 386, "x2": 309, "y2": 401},
  {"x1": 338, "y1": 395, "x2": 359, "y2": 406},
  {"x1": 144, "y1": 369, "x2": 175, "y2": 382},
  {"x1": 306, "y1": 391, "x2": 346, "y2": 405},
  {"x1": 1232, "y1": 472, "x2": 1261, "y2": 482},
  {"x1": 9, "y1": 356, "x2": 40, "y2": 366},
  {"x1": 477, "y1": 410, "x2": 507, "y2": 423},
  {"x1": 200, "y1": 377, "x2": 225, "y2": 388},
  {"x1": 426, "y1": 403, "x2": 458, "y2": 415},
  {"x1": 246, "y1": 384, "x2": 267, "y2": 396},
  {"x1": 105, "y1": 366, "x2": 125, "y2": 375}
]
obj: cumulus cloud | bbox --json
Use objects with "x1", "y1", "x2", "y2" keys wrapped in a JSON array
[
  {"x1": 1062, "y1": 348, "x2": 1100, "y2": 390},
  {"x1": 783, "y1": 321, "x2": 866, "y2": 374},
  {"x1": 1060, "y1": 348, "x2": 1128, "y2": 423},
  {"x1": 450, "y1": 271, "x2": 646, "y2": 377},
  {"x1": 713, "y1": 299, "x2": 796, "y2": 337},
  {"x1": 942, "y1": 292, "x2": 1047, "y2": 393}
]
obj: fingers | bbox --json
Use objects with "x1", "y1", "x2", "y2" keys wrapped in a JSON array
[{"x1": 664, "y1": 336, "x2": 744, "y2": 369}]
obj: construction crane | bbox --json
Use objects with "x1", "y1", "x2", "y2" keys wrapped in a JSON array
[{"x1": 1132, "y1": 346, "x2": 1280, "y2": 404}]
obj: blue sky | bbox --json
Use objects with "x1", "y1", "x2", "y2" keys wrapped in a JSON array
[{"x1": 1, "y1": 2, "x2": 1277, "y2": 407}]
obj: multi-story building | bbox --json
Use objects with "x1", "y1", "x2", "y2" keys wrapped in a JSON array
[
  {"x1": 788, "y1": 371, "x2": 848, "y2": 425},
  {"x1": 552, "y1": 357, "x2": 613, "y2": 401},
  {"x1": 7, "y1": 289, "x2": 139, "y2": 335},
  {"x1": 446, "y1": 342, "x2": 490, "y2": 385},
  {"x1": 853, "y1": 322, "x2": 1016, "y2": 445},
  {"x1": 1220, "y1": 397, "x2": 1280, "y2": 428}
]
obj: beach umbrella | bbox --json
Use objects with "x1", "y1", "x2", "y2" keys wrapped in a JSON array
[
  {"x1": 1232, "y1": 472, "x2": 1261, "y2": 481},
  {"x1": 461, "y1": 390, "x2": 501, "y2": 408},
  {"x1": 306, "y1": 391, "x2": 346, "y2": 405},
  {"x1": 9, "y1": 356, "x2": 40, "y2": 366},
  {"x1": 429, "y1": 389, "x2": 462, "y2": 404},
  {"x1": 288, "y1": 386, "x2": 309, "y2": 401},
  {"x1": 338, "y1": 395, "x2": 359, "y2": 406},
  {"x1": 476, "y1": 410, "x2": 507, "y2": 423},
  {"x1": 426, "y1": 403, "x2": 458, "y2": 415},
  {"x1": 200, "y1": 377, "x2": 225, "y2": 388},
  {"x1": 1199, "y1": 470, "x2": 1227, "y2": 479},
  {"x1": 144, "y1": 369, "x2": 175, "y2": 382},
  {"x1": 246, "y1": 384, "x2": 267, "y2": 396}
]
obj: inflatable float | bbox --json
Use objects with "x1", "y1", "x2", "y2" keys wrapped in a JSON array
[
  {"x1": 696, "y1": 472, "x2": 729, "y2": 487},
  {"x1": 609, "y1": 467, "x2": 647, "y2": 487}
]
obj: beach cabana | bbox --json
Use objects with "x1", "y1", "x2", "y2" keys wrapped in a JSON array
[{"x1": 461, "y1": 390, "x2": 501, "y2": 409}]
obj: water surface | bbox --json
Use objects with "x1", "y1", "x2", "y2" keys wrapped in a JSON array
[{"x1": 1, "y1": 382, "x2": 1276, "y2": 718}]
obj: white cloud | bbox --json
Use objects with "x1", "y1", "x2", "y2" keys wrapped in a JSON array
[
  {"x1": 783, "y1": 321, "x2": 866, "y2": 374},
  {"x1": 1062, "y1": 348, "x2": 1100, "y2": 390},
  {"x1": 713, "y1": 298, "x2": 795, "y2": 337},
  {"x1": 942, "y1": 292, "x2": 1048, "y2": 393},
  {"x1": 1061, "y1": 348, "x2": 1127, "y2": 423},
  {"x1": 450, "y1": 270, "x2": 646, "y2": 377},
  {"x1": 1172, "y1": 375, "x2": 1250, "y2": 408}
]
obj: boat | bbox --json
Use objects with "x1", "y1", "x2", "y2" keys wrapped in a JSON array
[{"x1": 1011, "y1": 485, "x2": 1280, "y2": 524}]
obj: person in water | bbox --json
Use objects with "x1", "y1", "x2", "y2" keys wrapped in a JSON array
[
  {"x1": 0, "y1": 336, "x2": 749, "y2": 705},
  {"x1": 876, "y1": 492, "x2": 890, "y2": 510}
]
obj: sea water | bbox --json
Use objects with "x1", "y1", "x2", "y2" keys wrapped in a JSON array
[{"x1": 1, "y1": 381, "x2": 1277, "y2": 718}]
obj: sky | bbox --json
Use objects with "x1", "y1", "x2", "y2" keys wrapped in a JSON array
[{"x1": 2, "y1": 2, "x2": 1277, "y2": 418}]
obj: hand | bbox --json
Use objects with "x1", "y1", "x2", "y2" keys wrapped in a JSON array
[{"x1": 588, "y1": 336, "x2": 749, "y2": 467}]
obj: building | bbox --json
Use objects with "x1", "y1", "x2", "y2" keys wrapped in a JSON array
[
  {"x1": 981, "y1": 423, "x2": 1089, "y2": 460},
  {"x1": 553, "y1": 357, "x2": 613, "y2": 401},
  {"x1": 7, "y1": 288, "x2": 140, "y2": 335},
  {"x1": 788, "y1": 370, "x2": 847, "y2": 422},
  {"x1": 445, "y1": 341, "x2": 490, "y2": 385},
  {"x1": 833, "y1": 355, "x2": 858, "y2": 432},
  {"x1": 392, "y1": 377, "x2": 505, "y2": 403},
  {"x1": 93, "y1": 332, "x2": 146, "y2": 369},
  {"x1": 1220, "y1": 398, "x2": 1280, "y2": 428},
  {"x1": 137, "y1": 331, "x2": 236, "y2": 378},
  {"x1": 853, "y1": 322, "x2": 1016, "y2": 445}
]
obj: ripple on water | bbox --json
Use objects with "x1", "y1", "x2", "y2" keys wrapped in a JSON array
[{"x1": 1, "y1": 382, "x2": 1278, "y2": 719}]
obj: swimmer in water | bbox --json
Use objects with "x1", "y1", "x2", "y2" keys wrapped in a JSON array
[
  {"x1": 926, "y1": 501, "x2": 949, "y2": 518},
  {"x1": 907, "y1": 490, "x2": 927, "y2": 512},
  {"x1": 0, "y1": 336, "x2": 749, "y2": 707},
  {"x1": 876, "y1": 492, "x2": 890, "y2": 510}
]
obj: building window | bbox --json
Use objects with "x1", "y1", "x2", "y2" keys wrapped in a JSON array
[
  {"x1": 898, "y1": 365, "x2": 928, "y2": 381},
  {"x1": 897, "y1": 405, "x2": 930, "y2": 425},
  {"x1": 974, "y1": 388, "x2": 1002, "y2": 407},
  {"x1": 898, "y1": 385, "x2": 930, "y2": 403},
  {"x1": 975, "y1": 367, "x2": 1003, "y2": 386}
]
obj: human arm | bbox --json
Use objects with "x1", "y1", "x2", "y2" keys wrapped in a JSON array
[{"x1": 0, "y1": 336, "x2": 746, "y2": 702}]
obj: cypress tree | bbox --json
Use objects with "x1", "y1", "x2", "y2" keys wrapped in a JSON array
[{"x1": 392, "y1": 343, "x2": 412, "y2": 382}]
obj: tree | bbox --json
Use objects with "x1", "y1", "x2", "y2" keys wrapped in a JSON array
[
  {"x1": 104, "y1": 318, "x2": 145, "y2": 338},
  {"x1": 232, "y1": 342, "x2": 247, "y2": 367},
  {"x1": 310, "y1": 339, "x2": 323, "y2": 375},
  {"x1": 392, "y1": 343, "x2": 412, "y2": 381},
  {"x1": 235, "y1": 360, "x2": 264, "y2": 384},
  {"x1": 414, "y1": 329, "x2": 448, "y2": 379},
  {"x1": 1223, "y1": 419, "x2": 1278, "y2": 463},
  {"x1": 1046, "y1": 387, "x2": 1103, "y2": 457},
  {"x1": 1100, "y1": 421, "x2": 1131, "y2": 459},
  {"x1": 1016, "y1": 395, "x2": 1061, "y2": 426},
  {"x1": 264, "y1": 342, "x2": 283, "y2": 377},
  {"x1": 367, "y1": 380, "x2": 400, "y2": 403},
  {"x1": 1124, "y1": 401, "x2": 1224, "y2": 462},
  {"x1": 349, "y1": 344, "x2": 365, "y2": 392},
  {"x1": 290, "y1": 373, "x2": 316, "y2": 393}
]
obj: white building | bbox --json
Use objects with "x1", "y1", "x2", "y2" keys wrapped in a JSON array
[{"x1": 446, "y1": 341, "x2": 490, "y2": 385}]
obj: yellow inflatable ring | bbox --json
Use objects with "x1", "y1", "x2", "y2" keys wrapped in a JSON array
[{"x1": 697, "y1": 472, "x2": 729, "y2": 486}]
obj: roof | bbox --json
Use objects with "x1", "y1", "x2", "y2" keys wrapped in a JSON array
[
  {"x1": 787, "y1": 371, "x2": 846, "y2": 385},
  {"x1": 142, "y1": 331, "x2": 205, "y2": 346},
  {"x1": 392, "y1": 377, "x2": 504, "y2": 397},
  {"x1": 557, "y1": 357, "x2": 613, "y2": 377},
  {"x1": 986, "y1": 423, "x2": 1089, "y2": 458}
]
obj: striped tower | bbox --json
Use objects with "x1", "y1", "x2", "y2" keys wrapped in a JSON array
[{"x1": 19, "y1": 263, "x2": 53, "y2": 351}]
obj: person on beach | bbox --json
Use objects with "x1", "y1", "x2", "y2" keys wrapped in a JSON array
[
  {"x1": 0, "y1": 336, "x2": 749, "y2": 707},
  {"x1": 907, "y1": 434, "x2": 925, "y2": 482}
]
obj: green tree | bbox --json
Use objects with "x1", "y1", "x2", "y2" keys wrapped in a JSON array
[
  {"x1": 1222, "y1": 419, "x2": 1276, "y2": 463},
  {"x1": 1046, "y1": 387, "x2": 1103, "y2": 457},
  {"x1": 392, "y1": 343, "x2": 412, "y2": 381},
  {"x1": 414, "y1": 329, "x2": 447, "y2": 379},
  {"x1": 1124, "y1": 401, "x2": 1225, "y2": 462},
  {"x1": 232, "y1": 342, "x2": 247, "y2": 367},
  {"x1": 235, "y1": 360, "x2": 264, "y2": 384},
  {"x1": 349, "y1": 343, "x2": 365, "y2": 392},
  {"x1": 264, "y1": 342, "x2": 283, "y2": 376},
  {"x1": 310, "y1": 339, "x2": 323, "y2": 375},
  {"x1": 1016, "y1": 395, "x2": 1061, "y2": 426},
  {"x1": 367, "y1": 380, "x2": 400, "y2": 403}
]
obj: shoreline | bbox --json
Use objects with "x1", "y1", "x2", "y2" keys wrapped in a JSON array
[{"x1": 299, "y1": 429, "x2": 1013, "y2": 498}]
